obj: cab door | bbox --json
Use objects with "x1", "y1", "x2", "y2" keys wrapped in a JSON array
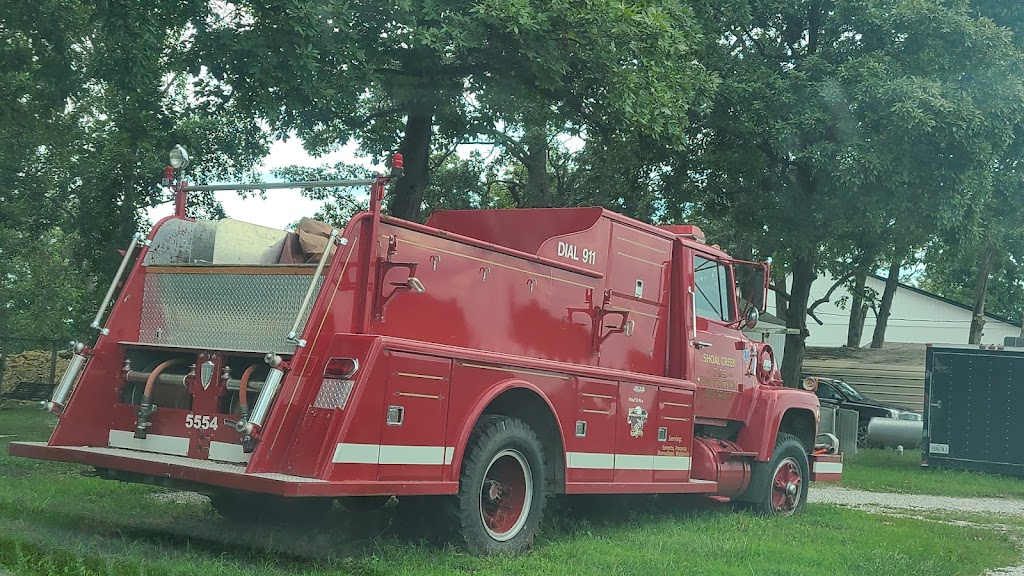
[{"x1": 689, "y1": 253, "x2": 751, "y2": 420}]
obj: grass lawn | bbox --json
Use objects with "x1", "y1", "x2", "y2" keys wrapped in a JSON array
[
  {"x1": 840, "y1": 448, "x2": 1024, "y2": 499},
  {"x1": 0, "y1": 405, "x2": 1020, "y2": 575}
]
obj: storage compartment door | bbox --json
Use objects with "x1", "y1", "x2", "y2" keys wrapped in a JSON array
[
  {"x1": 654, "y1": 387, "x2": 694, "y2": 483},
  {"x1": 377, "y1": 352, "x2": 452, "y2": 481},
  {"x1": 613, "y1": 383, "x2": 658, "y2": 483},
  {"x1": 567, "y1": 378, "x2": 618, "y2": 483}
]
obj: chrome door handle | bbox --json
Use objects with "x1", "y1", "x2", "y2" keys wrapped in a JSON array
[{"x1": 694, "y1": 340, "x2": 713, "y2": 349}]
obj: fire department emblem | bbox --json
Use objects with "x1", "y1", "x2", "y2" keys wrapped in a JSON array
[
  {"x1": 627, "y1": 406, "x2": 649, "y2": 438},
  {"x1": 200, "y1": 360, "x2": 214, "y2": 390}
]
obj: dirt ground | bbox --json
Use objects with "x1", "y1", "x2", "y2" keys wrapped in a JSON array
[{"x1": 805, "y1": 342, "x2": 927, "y2": 367}]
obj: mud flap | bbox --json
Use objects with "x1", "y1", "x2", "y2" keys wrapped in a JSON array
[{"x1": 809, "y1": 453, "x2": 843, "y2": 482}]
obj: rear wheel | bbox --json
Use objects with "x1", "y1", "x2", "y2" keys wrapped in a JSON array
[
  {"x1": 210, "y1": 492, "x2": 333, "y2": 525},
  {"x1": 338, "y1": 495, "x2": 391, "y2": 513},
  {"x1": 742, "y1": 433, "x2": 809, "y2": 516},
  {"x1": 449, "y1": 415, "x2": 546, "y2": 555}
]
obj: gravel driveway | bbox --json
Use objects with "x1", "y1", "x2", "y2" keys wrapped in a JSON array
[
  {"x1": 810, "y1": 486, "x2": 1024, "y2": 575},
  {"x1": 810, "y1": 486, "x2": 1024, "y2": 517}
]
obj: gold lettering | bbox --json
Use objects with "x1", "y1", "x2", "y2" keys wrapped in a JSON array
[{"x1": 700, "y1": 353, "x2": 737, "y2": 368}]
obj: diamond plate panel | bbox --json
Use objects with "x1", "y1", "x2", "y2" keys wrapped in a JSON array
[
  {"x1": 139, "y1": 273, "x2": 324, "y2": 352},
  {"x1": 313, "y1": 379, "x2": 353, "y2": 409}
]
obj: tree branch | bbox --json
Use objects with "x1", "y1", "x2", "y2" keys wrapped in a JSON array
[
  {"x1": 770, "y1": 283, "x2": 791, "y2": 301},
  {"x1": 808, "y1": 309, "x2": 824, "y2": 325},
  {"x1": 352, "y1": 106, "x2": 404, "y2": 129},
  {"x1": 807, "y1": 271, "x2": 856, "y2": 314}
]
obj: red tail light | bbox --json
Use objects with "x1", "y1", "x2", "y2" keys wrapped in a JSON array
[{"x1": 324, "y1": 357, "x2": 359, "y2": 379}]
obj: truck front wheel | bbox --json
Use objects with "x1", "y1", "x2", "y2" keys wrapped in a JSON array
[
  {"x1": 743, "y1": 432, "x2": 809, "y2": 516},
  {"x1": 450, "y1": 415, "x2": 546, "y2": 555}
]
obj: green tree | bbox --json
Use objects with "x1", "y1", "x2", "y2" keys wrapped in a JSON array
[
  {"x1": 0, "y1": 0, "x2": 269, "y2": 338},
  {"x1": 680, "y1": 0, "x2": 1024, "y2": 385},
  {"x1": 191, "y1": 0, "x2": 708, "y2": 220}
]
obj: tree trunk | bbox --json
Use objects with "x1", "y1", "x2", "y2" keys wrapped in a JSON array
[
  {"x1": 523, "y1": 127, "x2": 551, "y2": 207},
  {"x1": 781, "y1": 257, "x2": 814, "y2": 388},
  {"x1": 869, "y1": 258, "x2": 901, "y2": 349},
  {"x1": 968, "y1": 245, "x2": 997, "y2": 345},
  {"x1": 773, "y1": 266, "x2": 789, "y2": 323},
  {"x1": 388, "y1": 99, "x2": 435, "y2": 221},
  {"x1": 846, "y1": 268, "x2": 869, "y2": 348}
]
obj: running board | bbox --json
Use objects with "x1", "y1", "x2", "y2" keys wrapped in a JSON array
[{"x1": 565, "y1": 479, "x2": 718, "y2": 495}]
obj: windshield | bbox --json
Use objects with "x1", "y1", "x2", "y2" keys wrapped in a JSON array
[{"x1": 833, "y1": 380, "x2": 865, "y2": 401}]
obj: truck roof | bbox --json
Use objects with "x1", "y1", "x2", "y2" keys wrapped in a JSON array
[{"x1": 425, "y1": 207, "x2": 728, "y2": 259}]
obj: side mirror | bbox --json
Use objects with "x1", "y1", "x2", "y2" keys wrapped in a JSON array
[{"x1": 744, "y1": 306, "x2": 759, "y2": 329}]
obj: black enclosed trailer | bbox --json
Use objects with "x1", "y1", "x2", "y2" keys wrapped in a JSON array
[{"x1": 923, "y1": 343, "x2": 1024, "y2": 476}]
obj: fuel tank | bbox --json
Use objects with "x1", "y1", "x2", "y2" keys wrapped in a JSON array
[{"x1": 690, "y1": 437, "x2": 752, "y2": 498}]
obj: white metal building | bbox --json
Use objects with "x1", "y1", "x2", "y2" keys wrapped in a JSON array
[{"x1": 770, "y1": 272, "x2": 1022, "y2": 348}]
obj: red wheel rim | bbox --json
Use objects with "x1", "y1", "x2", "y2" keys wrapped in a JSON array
[
  {"x1": 479, "y1": 449, "x2": 533, "y2": 541},
  {"x1": 770, "y1": 457, "x2": 802, "y2": 514}
]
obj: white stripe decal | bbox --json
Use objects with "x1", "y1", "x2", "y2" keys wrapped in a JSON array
[
  {"x1": 209, "y1": 441, "x2": 251, "y2": 464},
  {"x1": 108, "y1": 430, "x2": 190, "y2": 457},
  {"x1": 653, "y1": 455, "x2": 692, "y2": 471},
  {"x1": 813, "y1": 461, "x2": 843, "y2": 474},
  {"x1": 567, "y1": 452, "x2": 691, "y2": 471},
  {"x1": 333, "y1": 443, "x2": 379, "y2": 464},
  {"x1": 379, "y1": 445, "x2": 446, "y2": 465},
  {"x1": 566, "y1": 452, "x2": 615, "y2": 469},
  {"x1": 614, "y1": 454, "x2": 655, "y2": 470},
  {"x1": 330, "y1": 444, "x2": 696, "y2": 470},
  {"x1": 332, "y1": 443, "x2": 455, "y2": 465}
]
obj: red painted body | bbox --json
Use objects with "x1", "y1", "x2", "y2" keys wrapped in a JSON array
[{"x1": 11, "y1": 183, "x2": 842, "y2": 499}]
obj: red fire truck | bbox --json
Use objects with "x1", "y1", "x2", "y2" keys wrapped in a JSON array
[{"x1": 10, "y1": 148, "x2": 841, "y2": 555}]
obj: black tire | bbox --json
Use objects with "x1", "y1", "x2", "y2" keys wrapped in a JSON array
[
  {"x1": 210, "y1": 492, "x2": 333, "y2": 525},
  {"x1": 395, "y1": 496, "x2": 450, "y2": 544},
  {"x1": 857, "y1": 422, "x2": 870, "y2": 447},
  {"x1": 338, "y1": 495, "x2": 391, "y2": 513},
  {"x1": 209, "y1": 492, "x2": 251, "y2": 523},
  {"x1": 741, "y1": 433, "x2": 810, "y2": 516},
  {"x1": 449, "y1": 415, "x2": 546, "y2": 555}
]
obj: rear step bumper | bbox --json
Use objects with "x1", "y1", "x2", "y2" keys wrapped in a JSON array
[
  {"x1": 9, "y1": 441, "x2": 459, "y2": 497},
  {"x1": 8, "y1": 441, "x2": 335, "y2": 496}
]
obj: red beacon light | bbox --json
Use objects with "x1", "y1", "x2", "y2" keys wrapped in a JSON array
[
  {"x1": 161, "y1": 166, "x2": 175, "y2": 187},
  {"x1": 388, "y1": 153, "x2": 404, "y2": 177}
]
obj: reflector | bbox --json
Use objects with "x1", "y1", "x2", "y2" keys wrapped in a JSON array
[{"x1": 324, "y1": 357, "x2": 359, "y2": 379}]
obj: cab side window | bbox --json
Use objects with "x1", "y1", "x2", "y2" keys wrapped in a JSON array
[
  {"x1": 816, "y1": 383, "x2": 843, "y2": 402},
  {"x1": 693, "y1": 256, "x2": 735, "y2": 322}
]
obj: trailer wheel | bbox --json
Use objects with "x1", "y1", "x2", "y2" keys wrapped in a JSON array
[
  {"x1": 450, "y1": 415, "x2": 546, "y2": 555},
  {"x1": 745, "y1": 433, "x2": 809, "y2": 516}
]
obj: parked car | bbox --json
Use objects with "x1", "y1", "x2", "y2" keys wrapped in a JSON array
[{"x1": 805, "y1": 377, "x2": 922, "y2": 446}]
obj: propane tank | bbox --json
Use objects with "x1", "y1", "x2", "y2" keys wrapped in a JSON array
[
  {"x1": 690, "y1": 437, "x2": 752, "y2": 498},
  {"x1": 866, "y1": 417, "x2": 922, "y2": 449}
]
